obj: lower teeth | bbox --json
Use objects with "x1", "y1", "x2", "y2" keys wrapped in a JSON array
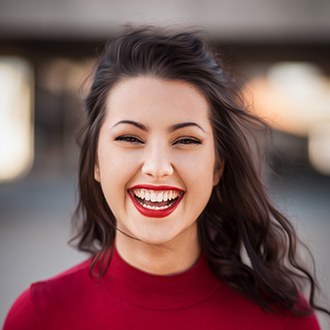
[
  {"x1": 141, "y1": 203, "x2": 172, "y2": 210},
  {"x1": 135, "y1": 196, "x2": 177, "y2": 211}
]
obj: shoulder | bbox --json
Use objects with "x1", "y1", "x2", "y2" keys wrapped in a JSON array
[
  {"x1": 283, "y1": 311, "x2": 320, "y2": 330},
  {"x1": 279, "y1": 295, "x2": 321, "y2": 330},
  {"x1": 30, "y1": 258, "x2": 95, "y2": 305},
  {"x1": 3, "y1": 259, "x2": 93, "y2": 330},
  {"x1": 280, "y1": 299, "x2": 321, "y2": 330},
  {"x1": 3, "y1": 288, "x2": 38, "y2": 330},
  {"x1": 211, "y1": 284, "x2": 321, "y2": 330},
  {"x1": 31, "y1": 258, "x2": 93, "y2": 294}
]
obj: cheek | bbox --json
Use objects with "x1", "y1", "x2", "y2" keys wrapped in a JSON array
[
  {"x1": 97, "y1": 148, "x2": 140, "y2": 201},
  {"x1": 178, "y1": 157, "x2": 216, "y2": 201},
  {"x1": 177, "y1": 148, "x2": 216, "y2": 179},
  {"x1": 180, "y1": 152, "x2": 216, "y2": 209},
  {"x1": 98, "y1": 144, "x2": 138, "y2": 176}
]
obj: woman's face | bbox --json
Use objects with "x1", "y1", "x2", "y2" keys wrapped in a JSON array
[{"x1": 95, "y1": 76, "x2": 221, "y2": 246}]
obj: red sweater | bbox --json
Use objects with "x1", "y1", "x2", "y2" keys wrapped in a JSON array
[{"x1": 4, "y1": 249, "x2": 320, "y2": 330}]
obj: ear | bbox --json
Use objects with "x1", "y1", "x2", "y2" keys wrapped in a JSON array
[
  {"x1": 213, "y1": 160, "x2": 224, "y2": 186},
  {"x1": 94, "y1": 163, "x2": 100, "y2": 182}
]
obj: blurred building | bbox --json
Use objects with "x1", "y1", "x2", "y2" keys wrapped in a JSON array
[{"x1": 1, "y1": 0, "x2": 330, "y2": 179}]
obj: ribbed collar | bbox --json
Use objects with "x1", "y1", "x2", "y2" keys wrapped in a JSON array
[{"x1": 102, "y1": 248, "x2": 222, "y2": 310}]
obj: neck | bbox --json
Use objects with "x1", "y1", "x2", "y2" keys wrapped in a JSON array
[{"x1": 115, "y1": 225, "x2": 201, "y2": 275}]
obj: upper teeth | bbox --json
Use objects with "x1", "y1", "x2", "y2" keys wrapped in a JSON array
[{"x1": 133, "y1": 189, "x2": 180, "y2": 202}]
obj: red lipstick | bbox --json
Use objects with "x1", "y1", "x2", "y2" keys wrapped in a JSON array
[{"x1": 128, "y1": 185, "x2": 184, "y2": 218}]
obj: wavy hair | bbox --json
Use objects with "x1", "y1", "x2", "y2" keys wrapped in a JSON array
[{"x1": 72, "y1": 25, "x2": 329, "y2": 316}]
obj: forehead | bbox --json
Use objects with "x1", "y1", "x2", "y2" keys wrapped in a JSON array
[{"x1": 104, "y1": 76, "x2": 211, "y2": 125}]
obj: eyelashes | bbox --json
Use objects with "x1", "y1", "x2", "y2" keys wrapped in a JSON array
[
  {"x1": 115, "y1": 135, "x2": 201, "y2": 146},
  {"x1": 173, "y1": 137, "x2": 201, "y2": 145},
  {"x1": 115, "y1": 135, "x2": 143, "y2": 144}
]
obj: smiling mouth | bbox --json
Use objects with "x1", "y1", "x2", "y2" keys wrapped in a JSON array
[
  {"x1": 128, "y1": 187, "x2": 184, "y2": 217},
  {"x1": 133, "y1": 189, "x2": 181, "y2": 210}
]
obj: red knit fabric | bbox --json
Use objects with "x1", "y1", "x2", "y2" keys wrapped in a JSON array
[{"x1": 4, "y1": 249, "x2": 320, "y2": 330}]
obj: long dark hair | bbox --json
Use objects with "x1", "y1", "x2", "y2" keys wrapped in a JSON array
[{"x1": 73, "y1": 25, "x2": 329, "y2": 316}]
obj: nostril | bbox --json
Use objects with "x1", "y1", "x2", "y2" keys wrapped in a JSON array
[
  {"x1": 141, "y1": 146, "x2": 174, "y2": 177},
  {"x1": 141, "y1": 161, "x2": 173, "y2": 177}
]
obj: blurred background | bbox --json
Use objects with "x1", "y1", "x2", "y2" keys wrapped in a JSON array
[{"x1": 0, "y1": 0, "x2": 330, "y2": 328}]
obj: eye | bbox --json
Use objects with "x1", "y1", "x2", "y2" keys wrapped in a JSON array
[
  {"x1": 173, "y1": 137, "x2": 201, "y2": 145},
  {"x1": 115, "y1": 135, "x2": 144, "y2": 144}
]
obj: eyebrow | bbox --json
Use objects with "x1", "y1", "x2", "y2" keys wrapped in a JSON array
[
  {"x1": 169, "y1": 122, "x2": 205, "y2": 132},
  {"x1": 112, "y1": 120, "x2": 147, "y2": 131},
  {"x1": 112, "y1": 120, "x2": 205, "y2": 132}
]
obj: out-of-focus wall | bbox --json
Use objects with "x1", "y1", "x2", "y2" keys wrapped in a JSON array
[{"x1": 1, "y1": 0, "x2": 330, "y2": 41}]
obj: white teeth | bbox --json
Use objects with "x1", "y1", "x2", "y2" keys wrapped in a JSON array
[
  {"x1": 150, "y1": 192, "x2": 157, "y2": 202},
  {"x1": 141, "y1": 203, "x2": 172, "y2": 210},
  {"x1": 145, "y1": 191, "x2": 150, "y2": 201},
  {"x1": 132, "y1": 189, "x2": 181, "y2": 203}
]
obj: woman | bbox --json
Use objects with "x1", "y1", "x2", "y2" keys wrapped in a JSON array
[{"x1": 4, "y1": 25, "x2": 329, "y2": 329}]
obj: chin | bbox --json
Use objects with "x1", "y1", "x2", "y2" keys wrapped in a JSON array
[{"x1": 128, "y1": 228, "x2": 180, "y2": 247}]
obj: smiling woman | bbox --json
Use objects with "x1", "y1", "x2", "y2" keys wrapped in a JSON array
[
  {"x1": 93, "y1": 77, "x2": 220, "y2": 269},
  {"x1": 3, "y1": 25, "x2": 329, "y2": 330}
]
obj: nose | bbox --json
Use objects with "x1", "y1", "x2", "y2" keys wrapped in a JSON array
[{"x1": 142, "y1": 143, "x2": 174, "y2": 178}]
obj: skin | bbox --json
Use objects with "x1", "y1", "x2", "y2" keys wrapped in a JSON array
[{"x1": 94, "y1": 76, "x2": 221, "y2": 275}]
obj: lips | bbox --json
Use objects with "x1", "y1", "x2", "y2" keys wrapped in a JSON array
[{"x1": 128, "y1": 185, "x2": 184, "y2": 218}]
